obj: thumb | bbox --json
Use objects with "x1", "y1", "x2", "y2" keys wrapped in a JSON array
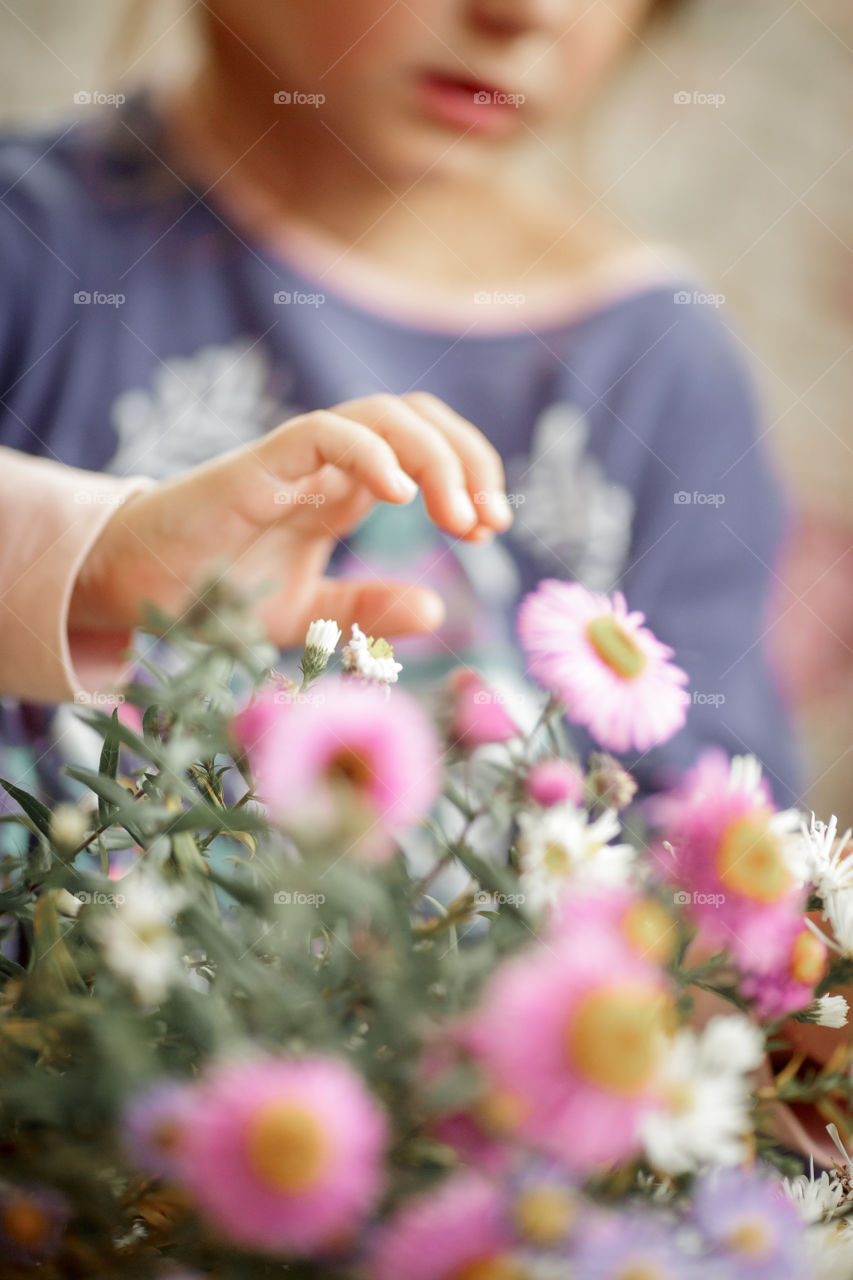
[{"x1": 266, "y1": 579, "x2": 446, "y2": 647}]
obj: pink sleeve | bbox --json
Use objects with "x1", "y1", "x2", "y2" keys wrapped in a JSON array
[{"x1": 0, "y1": 449, "x2": 154, "y2": 704}]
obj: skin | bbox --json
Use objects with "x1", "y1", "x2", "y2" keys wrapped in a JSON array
[
  {"x1": 166, "y1": 0, "x2": 656, "y2": 289},
  {"x1": 70, "y1": 394, "x2": 512, "y2": 644}
]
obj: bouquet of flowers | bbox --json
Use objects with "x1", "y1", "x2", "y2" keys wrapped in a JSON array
[{"x1": 2, "y1": 577, "x2": 853, "y2": 1279}]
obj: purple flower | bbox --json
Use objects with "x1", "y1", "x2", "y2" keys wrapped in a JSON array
[
  {"x1": 570, "y1": 1211, "x2": 702, "y2": 1280},
  {"x1": 693, "y1": 1168, "x2": 808, "y2": 1279}
]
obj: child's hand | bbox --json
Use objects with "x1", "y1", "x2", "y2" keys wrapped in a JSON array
[{"x1": 69, "y1": 393, "x2": 512, "y2": 645}]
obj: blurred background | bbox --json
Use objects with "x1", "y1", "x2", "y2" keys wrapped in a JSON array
[{"x1": 0, "y1": 0, "x2": 850, "y2": 822}]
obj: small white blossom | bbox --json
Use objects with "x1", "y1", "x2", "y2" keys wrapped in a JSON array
[
  {"x1": 810, "y1": 995, "x2": 850, "y2": 1029},
  {"x1": 517, "y1": 803, "x2": 635, "y2": 915},
  {"x1": 806, "y1": 1225, "x2": 853, "y2": 1280},
  {"x1": 824, "y1": 891, "x2": 853, "y2": 959},
  {"x1": 639, "y1": 1016, "x2": 761, "y2": 1174},
  {"x1": 696, "y1": 1013, "x2": 765, "y2": 1076},
  {"x1": 341, "y1": 624, "x2": 402, "y2": 686},
  {"x1": 803, "y1": 813, "x2": 853, "y2": 901},
  {"x1": 305, "y1": 618, "x2": 341, "y2": 658},
  {"x1": 88, "y1": 875, "x2": 188, "y2": 1003},
  {"x1": 783, "y1": 1160, "x2": 845, "y2": 1225}
]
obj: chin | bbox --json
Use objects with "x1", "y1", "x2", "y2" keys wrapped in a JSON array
[{"x1": 374, "y1": 121, "x2": 513, "y2": 186}]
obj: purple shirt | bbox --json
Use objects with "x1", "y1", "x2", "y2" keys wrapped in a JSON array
[{"x1": 0, "y1": 96, "x2": 802, "y2": 805}]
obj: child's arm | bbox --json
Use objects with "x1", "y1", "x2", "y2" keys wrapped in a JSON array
[
  {"x1": 0, "y1": 448, "x2": 153, "y2": 703},
  {"x1": 2, "y1": 394, "x2": 510, "y2": 705}
]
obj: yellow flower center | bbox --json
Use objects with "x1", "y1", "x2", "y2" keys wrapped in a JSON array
[
  {"x1": 1, "y1": 1201, "x2": 50, "y2": 1249},
  {"x1": 726, "y1": 1216, "x2": 773, "y2": 1260},
  {"x1": 450, "y1": 1258, "x2": 524, "y2": 1280},
  {"x1": 617, "y1": 1267, "x2": 669, "y2": 1280},
  {"x1": 790, "y1": 929, "x2": 826, "y2": 985},
  {"x1": 622, "y1": 900, "x2": 677, "y2": 964},
  {"x1": 543, "y1": 842, "x2": 572, "y2": 877},
  {"x1": 586, "y1": 617, "x2": 647, "y2": 680},
  {"x1": 566, "y1": 984, "x2": 668, "y2": 1095},
  {"x1": 327, "y1": 747, "x2": 374, "y2": 792},
  {"x1": 471, "y1": 1089, "x2": 527, "y2": 1136},
  {"x1": 513, "y1": 1186, "x2": 576, "y2": 1246},
  {"x1": 245, "y1": 1102, "x2": 330, "y2": 1196},
  {"x1": 715, "y1": 814, "x2": 791, "y2": 903}
]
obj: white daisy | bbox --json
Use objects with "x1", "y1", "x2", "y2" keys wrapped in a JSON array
[
  {"x1": 305, "y1": 617, "x2": 341, "y2": 658},
  {"x1": 824, "y1": 890, "x2": 853, "y2": 958},
  {"x1": 301, "y1": 618, "x2": 342, "y2": 680},
  {"x1": 809, "y1": 995, "x2": 850, "y2": 1029},
  {"x1": 802, "y1": 814, "x2": 853, "y2": 901},
  {"x1": 783, "y1": 1160, "x2": 845, "y2": 1225},
  {"x1": 516, "y1": 803, "x2": 635, "y2": 914},
  {"x1": 341, "y1": 624, "x2": 402, "y2": 686},
  {"x1": 88, "y1": 874, "x2": 188, "y2": 1003},
  {"x1": 639, "y1": 1016, "x2": 761, "y2": 1175}
]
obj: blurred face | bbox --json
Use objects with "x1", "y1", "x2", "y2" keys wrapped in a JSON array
[{"x1": 203, "y1": 0, "x2": 656, "y2": 181}]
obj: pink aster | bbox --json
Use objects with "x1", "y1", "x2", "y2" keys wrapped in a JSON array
[
  {"x1": 174, "y1": 1055, "x2": 388, "y2": 1256},
  {"x1": 234, "y1": 678, "x2": 441, "y2": 862},
  {"x1": 658, "y1": 750, "x2": 807, "y2": 970},
  {"x1": 740, "y1": 917, "x2": 828, "y2": 1019},
  {"x1": 517, "y1": 580, "x2": 689, "y2": 753},
  {"x1": 468, "y1": 929, "x2": 672, "y2": 1172},
  {"x1": 525, "y1": 757, "x2": 585, "y2": 808},
  {"x1": 368, "y1": 1174, "x2": 516, "y2": 1280},
  {"x1": 446, "y1": 668, "x2": 520, "y2": 749}
]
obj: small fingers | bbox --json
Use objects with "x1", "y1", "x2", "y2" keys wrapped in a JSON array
[
  {"x1": 333, "y1": 394, "x2": 508, "y2": 539},
  {"x1": 402, "y1": 391, "x2": 513, "y2": 532},
  {"x1": 258, "y1": 410, "x2": 420, "y2": 506}
]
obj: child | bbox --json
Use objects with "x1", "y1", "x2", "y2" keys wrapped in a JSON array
[{"x1": 0, "y1": 0, "x2": 800, "y2": 803}]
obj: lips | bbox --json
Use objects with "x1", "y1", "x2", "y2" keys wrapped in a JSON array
[{"x1": 418, "y1": 71, "x2": 525, "y2": 135}]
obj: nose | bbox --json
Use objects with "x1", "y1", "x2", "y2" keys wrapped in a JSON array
[{"x1": 466, "y1": 0, "x2": 570, "y2": 39}]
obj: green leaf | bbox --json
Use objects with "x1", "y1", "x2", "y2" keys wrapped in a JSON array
[
  {"x1": 0, "y1": 778, "x2": 52, "y2": 839},
  {"x1": 97, "y1": 710, "x2": 121, "y2": 826},
  {"x1": 63, "y1": 766, "x2": 146, "y2": 844}
]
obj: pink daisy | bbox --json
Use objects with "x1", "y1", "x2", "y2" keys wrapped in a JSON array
[
  {"x1": 740, "y1": 917, "x2": 828, "y2": 1019},
  {"x1": 658, "y1": 750, "x2": 807, "y2": 970},
  {"x1": 525, "y1": 757, "x2": 585, "y2": 808},
  {"x1": 468, "y1": 929, "x2": 672, "y2": 1172},
  {"x1": 175, "y1": 1055, "x2": 388, "y2": 1255},
  {"x1": 517, "y1": 580, "x2": 689, "y2": 753},
  {"x1": 548, "y1": 887, "x2": 679, "y2": 969},
  {"x1": 235, "y1": 679, "x2": 441, "y2": 862},
  {"x1": 368, "y1": 1174, "x2": 517, "y2": 1280}
]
